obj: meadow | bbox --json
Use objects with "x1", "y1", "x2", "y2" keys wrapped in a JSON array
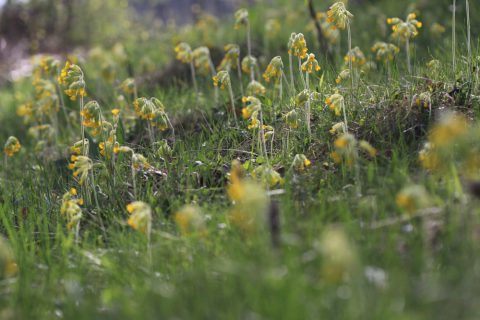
[{"x1": 0, "y1": 0, "x2": 480, "y2": 318}]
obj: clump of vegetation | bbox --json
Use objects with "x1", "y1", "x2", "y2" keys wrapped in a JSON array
[{"x1": 0, "y1": 0, "x2": 480, "y2": 318}]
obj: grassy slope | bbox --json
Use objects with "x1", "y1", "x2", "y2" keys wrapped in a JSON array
[{"x1": 1, "y1": 0, "x2": 480, "y2": 319}]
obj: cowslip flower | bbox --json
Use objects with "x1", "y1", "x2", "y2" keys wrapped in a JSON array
[
  {"x1": 0, "y1": 237, "x2": 17, "y2": 278},
  {"x1": 344, "y1": 46, "x2": 366, "y2": 67},
  {"x1": 387, "y1": 13, "x2": 422, "y2": 42},
  {"x1": 246, "y1": 80, "x2": 266, "y2": 96},
  {"x1": 371, "y1": 42, "x2": 400, "y2": 63},
  {"x1": 331, "y1": 133, "x2": 357, "y2": 166},
  {"x1": 359, "y1": 140, "x2": 377, "y2": 157},
  {"x1": 4, "y1": 136, "x2": 21, "y2": 157},
  {"x1": 132, "y1": 153, "x2": 151, "y2": 171},
  {"x1": 263, "y1": 56, "x2": 283, "y2": 82},
  {"x1": 288, "y1": 33, "x2": 308, "y2": 59},
  {"x1": 174, "y1": 205, "x2": 206, "y2": 236},
  {"x1": 251, "y1": 165, "x2": 284, "y2": 188},
  {"x1": 68, "y1": 155, "x2": 93, "y2": 185},
  {"x1": 174, "y1": 42, "x2": 193, "y2": 64},
  {"x1": 291, "y1": 154, "x2": 312, "y2": 172},
  {"x1": 234, "y1": 8, "x2": 249, "y2": 30},
  {"x1": 212, "y1": 71, "x2": 230, "y2": 90},
  {"x1": 217, "y1": 44, "x2": 240, "y2": 71},
  {"x1": 284, "y1": 109, "x2": 299, "y2": 129},
  {"x1": 301, "y1": 53, "x2": 321, "y2": 73},
  {"x1": 58, "y1": 61, "x2": 86, "y2": 101},
  {"x1": 327, "y1": 2, "x2": 353, "y2": 30},
  {"x1": 126, "y1": 201, "x2": 152, "y2": 235},
  {"x1": 192, "y1": 47, "x2": 213, "y2": 75},
  {"x1": 335, "y1": 69, "x2": 351, "y2": 84},
  {"x1": 119, "y1": 78, "x2": 136, "y2": 95},
  {"x1": 242, "y1": 96, "x2": 261, "y2": 120},
  {"x1": 60, "y1": 188, "x2": 83, "y2": 230},
  {"x1": 241, "y1": 55, "x2": 257, "y2": 75},
  {"x1": 325, "y1": 92, "x2": 344, "y2": 117},
  {"x1": 396, "y1": 185, "x2": 430, "y2": 215}
]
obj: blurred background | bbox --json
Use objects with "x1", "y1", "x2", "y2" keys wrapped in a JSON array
[{"x1": 0, "y1": 0, "x2": 478, "y2": 86}]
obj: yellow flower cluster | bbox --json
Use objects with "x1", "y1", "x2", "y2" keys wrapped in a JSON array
[
  {"x1": 174, "y1": 205, "x2": 206, "y2": 236},
  {"x1": 387, "y1": 13, "x2": 422, "y2": 42},
  {"x1": 58, "y1": 61, "x2": 87, "y2": 101},
  {"x1": 217, "y1": 44, "x2": 240, "y2": 71},
  {"x1": 288, "y1": 33, "x2": 308, "y2": 59},
  {"x1": 68, "y1": 155, "x2": 93, "y2": 185},
  {"x1": 301, "y1": 53, "x2": 321, "y2": 73},
  {"x1": 327, "y1": 1, "x2": 353, "y2": 30},
  {"x1": 325, "y1": 92, "x2": 345, "y2": 117},
  {"x1": 371, "y1": 42, "x2": 400, "y2": 63},
  {"x1": 396, "y1": 185, "x2": 430, "y2": 215},
  {"x1": 212, "y1": 71, "x2": 230, "y2": 90},
  {"x1": 4, "y1": 136, "x2": 21, "y2": 157},
  {"x1": 263, "y1": 56, "x2": 283, "y2": 82},
  {"x1": 246, "y1": 80, "x2": 266, "y2": 96},
  {"x1": 174, "y1": 42, "x2": 193, "y2": 64},
  {"x1": 291, "y1": 154, "x2": 312, "y2": 172},
  {"x1": 126, "y1": 201, "x2": 152, "y2": 235},
  {"x1": 234, "y1": 8, "x2": 249, "y2": 30},
  {"x1": 344, "y1": 47, "x2": 366, "y2": 67},
  {"x1": 60, "y1": 188, "x2": 83, "y2": 230}
]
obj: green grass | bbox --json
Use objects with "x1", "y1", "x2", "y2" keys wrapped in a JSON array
[{"x1": 1, "y1": 0, "x2": 480, "y2": 319}]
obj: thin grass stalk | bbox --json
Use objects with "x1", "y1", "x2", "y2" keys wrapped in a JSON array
[
  {"x1": 453, "y1": 0, "x2": 457, "y2": 75},
  {"x1": 228, "y1": 82, "x2": 238, "y2": 126},
  {"x1": 189, "y1": 61, "x2": 199, "y2": 106}
]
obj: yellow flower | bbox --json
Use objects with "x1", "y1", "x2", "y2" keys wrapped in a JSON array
[
  {"x1": 371, "y1": 42, "x2": 400, "y2": 63},
  {"x1": 60, "y1": 189, "x2": 83, "y2": 230},
  {"x1": 217, "y1": 44, "x2": 240, "y2": 71},
  {"x1": 58, "y1": 61, "x2": 86, "y2": 101},
  {"x1": 396, "y1": 185, "x2": 430, "y2": 215},
  {"x1": 0, "y1": 237, "x2": 17, "y2": 278},
  {"x1": 263, "y1": 56, "x2": 283, "y2": 82},
  {"x1": 119, "y1": 78, "x2": 136, "y2": 95},
  {"x1": 301, "y1": 53, "x2": 321, "y2": 73},
  {"x1": 344, "y1": 46, "x2": 366, "y2": 67},
  {"x1": 192, "y1": 47, "x2": 213, "y2": 75},
  {"x1": 212, "y1": 71, "x2": 230, "y2": 90},
  {"x1": 288, "y1": 33, "x2": 308, "y2": 59},
  {"x1": 251, "y1": 165, "x2": 284, "y2": 188},
  {"x1": 246, "y1": 80, "x2": 266, "y2": 96},
  {"x1": 325, "y1": 92, "x2": 344, "y2": 117},
  {"x1": 68, "y1": 155, "x2": 93, "y2": 185},
  {"x1": 174, "y1": 205, "x2": 206, "y2": 236},
  {"x1": 292, "y1": 154, "x2": 312, "y2": 172},
  {"x1": 241, "y1": 55, "x2": 257, "y2": 75},
  {"x1": 284, "y1": 109, "x2": 299, "y2": 129},
  {"x1": 4, "y1": 136, "x2": 21, "y2": 157},
  {"x1": 387, "y1": 12, "x2": 422, "y2": 42},
  {"x1": 359, "y1": 140, "x2": 377, "y2": 157},
  {"x1": 428, "y1": 113, "x2": 467, "y2": 147},
  {"x1": 327, "y1": 2, "x2": 353, "y2": 30},
  {"x1": 174, "y1": 42, "x2": 193, "y2": 64},
  {"x1": 234, "y1": 8, "x2": 249, "y2": 30},
  {"x1": 126, "y1": 201, "x2": 152, "y2": 236},
  {"x1": 111, "y1": 108, "x2": 120, "y2": 116}
]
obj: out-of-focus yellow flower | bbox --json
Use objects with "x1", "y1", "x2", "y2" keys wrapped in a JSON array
[
  {"x1": 316, "y1": 12, "x2": 340, "y2": 44},
  {"x1": 119, "y1": 78, "x2": 136, "y2": 95},
  {"x1": 292, "y1": 154, "x2": 312, "y2": 172},
  {"x1": 288, "y1": 33, "x2": 308, "y2": 59},
  {"x1": 301, "y1": 53, "x2": 321, "y2": 73},
  {"x1": 217, "y1": 44, "x2": 240, "y2": 71},
  {"x1": 242, "y1": 96, "x2": 261, "y2": 120},
  {"x1": 344, "y1": 46, "x2": 366, "y2": 67},
  {"x1": 371, "y1": 42, "x2": 400, "y2": 63},
  {"x1": 241, "y1": 55, "x2": 257, "y2": 75},
  {"x1": 192, "y1": 47, "x2": 213, "y2": 75},
  {"x1": 227, "y1": 160, "x2": 268, "y2": 234},
  {"x1": 234, "y1": 8, "x2": 249, "y2": 30},
  {"x1": 132, "y1": 153, "x2": 151, "y2": 171},
  {"x1": 0, "y1": 237, "x2": 17, "y2": 278},
  {"x1": 387, "y1": 13, "x2": 422, "y2": 42},
  {"x1": 284, "y1": 109, "x2": 299, "y2": 129},
  {"x1": 251, "y1": 165, "x2": 284, "y2": 188},
  {"x1": 430, "y1": 23, "x2": 446, "y2": 37},
  {"x1": 263, "y1": 56, "x2": 283, "y2": 82},
  {"x1": 213, "y1": 71, "x2": 231, "y2": 90},
  {"x1": 327, "y1": 2, "x2": 353, "y2": 30},
  {"x1": 428, "y1": 113, "x2": 467, "y2": 147},
  {"x1": 126, "y1": 201, "x2": 152, "y2": 236},
  {"x1": 246, "y1": 80, "x2": 266, "y2": 96},
  {"x1": 359, "y1": 140, "x2": 377, "y2": 157},
  {"x1": 325, "y1": 92, "x2": 344, "y2": 117},
  {"x1": 60, "y1": 188, "x2": 83, "y2": 230},
  {"x1": 335, "y1": 69, "x2": 350, "y2": 85},
  {"x1": 332, "y1": 133, "x2": 357, "y2": 166},
  {"x1": 320, "y1": 226, "x2": 357, "y2": 284},
  {"x1": 4, "y1": 136, "x2": 21, "y2": 157},
  {"x1": 265, "y1": 19, "x2": 281, "y2": 37},
  {"x1": 415, "y1": 92, "x2": 431, "y2": 109},
  {"x1": 174, "y1": 205, "x2": 206, "y2": 236},
  {"x1": 396, "y1": 185, "x2": 430, "y2": 214},
  {"x1": 329, "y1": 122, "x2": 346, "y2": 135},
  {"x1": 174, "y1": 42, "x2": 193, "y2": 64}
]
